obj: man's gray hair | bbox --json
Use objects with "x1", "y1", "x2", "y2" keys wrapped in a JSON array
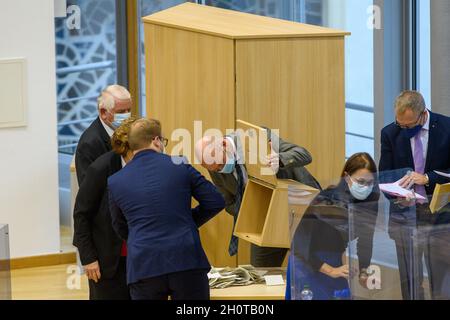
[
  {"x1": 97, "y1": 85, "x2": 131, "y2": 112},
  {"x1": 395, "y1": 90, "x2": 426, "y2": 115}
]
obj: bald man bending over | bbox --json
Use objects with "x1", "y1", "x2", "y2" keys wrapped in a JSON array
[{"x1": 195, "y1": 130, "x2": 321, "y2": 267}]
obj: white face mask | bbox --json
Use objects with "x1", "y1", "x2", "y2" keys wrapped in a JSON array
[
  {"x1": 349, "y1": 177, "x2": 373, "y2": 201},
  {"x1": 112, "y1": 112, "x2": 131, "y2": 129}
]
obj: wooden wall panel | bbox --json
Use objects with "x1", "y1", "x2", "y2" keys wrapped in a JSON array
[{"x1": 235, "y1": 37, "x2": 346, "y2": 188}]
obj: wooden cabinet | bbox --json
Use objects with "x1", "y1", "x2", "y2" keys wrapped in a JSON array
[{"x1": 143, "y1": 3, "x2": 349, "y2": 266}]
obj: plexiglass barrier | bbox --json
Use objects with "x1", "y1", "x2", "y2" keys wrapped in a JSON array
[
  {"x1": 0, "y1": 224, "x2": 11, "y2": 300},
  {"x1": 287, "y1": 168, "x2": 450, "y2": 300}
]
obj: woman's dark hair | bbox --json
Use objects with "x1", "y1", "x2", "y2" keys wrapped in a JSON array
[{"x1": 341, "y1": 152, "x2": 377, "y2": 177}]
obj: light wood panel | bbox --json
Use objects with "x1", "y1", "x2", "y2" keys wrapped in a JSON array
[
  {"x1": 11, "y1": 264, "x2": 89, "y2": 300},
  {"x1": 143, "y1": 3, "x2": 349, "y2": 40},
  {"x1": 235, "y1": 37, "x2": 346, "y2": 188},
  {"x1": 10, "y1": 252, "x2": 76, "y2": 270},
  {"x1": 10, "y1": 264, "x2": 285, "y2": 300},
  {"x1": 126, "y1": 0, "x2": 140, "y2": 116},
  {"x1": 144, "y1": 24, "x2": 237, "y2": 267},
  {"x1": 430, "y1": 183, "x2": 450, "y2": 213},
  {"x1": 235, "y1": 179, "x2": 319, "y2": 249}
]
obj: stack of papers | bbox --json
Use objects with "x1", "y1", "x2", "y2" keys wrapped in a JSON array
[
  {"x1": 379, "y1": 180, "x2": 426, "y2": 200},
  {"x1": 208, "y1": 265, "x2": 268, "y2": 289}
]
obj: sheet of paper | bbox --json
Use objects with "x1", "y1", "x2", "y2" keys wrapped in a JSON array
[
  {"x1": 435, "y1": 171, "x2": 450, "y2": 179},
  {"x1": 207, "y1": 272, "x2": 221, "y2": 279},
  {"x1": 264, "y1": 275, "x2": 285, "y2": 286},
  {"x1": 379, "y1": 181, "x2": 426, "y2": 200}
]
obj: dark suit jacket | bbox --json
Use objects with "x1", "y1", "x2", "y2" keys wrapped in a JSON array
[
  {"x1": 380, "y1": 111, "x2": 450, "y2": 194},
  {"x1": 72, "y1": 151, "x2": 123, "y2": 279},
  {"x1": 293, "y1": 180, "x2": 379, "y2": 271},
  {"x1": 108, "y1": 150, "x2": 225, "y2": 284},
  {"x1": 209, "y1": 133, "x2": 321, "y2": 218},
  {"x1": 379, "y1": 111, "x2": 450, "y2": 231},
  {"x1": 75, "y1": 117, "x2": 111, "y2": 184}
]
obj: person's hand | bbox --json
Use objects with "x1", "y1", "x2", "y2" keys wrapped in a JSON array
[
  {"x1": 84, "y1": 261, "x2": 101, "y2": 283},
  {"x1": 265, "y1": 142, "x2": 280, "y2": 174},
  {"x1": 328, "y1": 265, "x2": 349, "y2": 279},
  {"x1": 395, "y1": 195, "x2": 416, "y2": 208},
  {"x1": 359, "y1": 269, "x2": 369, "y2": 289},
  {"x1": 399, "y1": 172, "x2": 428, "y2": 188}
]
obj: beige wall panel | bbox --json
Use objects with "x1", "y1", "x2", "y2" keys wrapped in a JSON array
[{"x1": 236, "y1": 37, "x2": 346, "y2": 188}]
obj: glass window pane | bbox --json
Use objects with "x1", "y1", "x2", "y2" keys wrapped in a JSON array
[
  {"x1": 137, "y1": 0, "x2": 195, "y2": 117},
  {"x1": 419, "y1": 0, "x2": 431, "y2": 108},
  {"x1": 205, "y1": 0, "x2": 294, "y2": 19},
  {"x1": 55, "y1": 0, "x2": 118, "y2": 155},
  {"x1": 346, "y1": 135, "x2": 374, "y2": 159},
  {"x1": 346, "y1": 108, "x2": 374, "y2": 141}
]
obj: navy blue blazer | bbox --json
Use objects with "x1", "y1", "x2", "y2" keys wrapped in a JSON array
[
  {"x1": 379, "y1": 111, "x2": 450, "y2": 195},
  {"x1": 108, "y1": 150, "x2": 225, "y2": 285}
]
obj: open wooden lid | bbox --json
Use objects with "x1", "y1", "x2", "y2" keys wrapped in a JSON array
[{"x1": 235, "y1": 119, "x2": 279, "y2": 187}]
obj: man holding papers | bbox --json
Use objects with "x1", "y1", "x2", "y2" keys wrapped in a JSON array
[{"x1": 379, "y1": 91, "x2": 450, "y2": 299}]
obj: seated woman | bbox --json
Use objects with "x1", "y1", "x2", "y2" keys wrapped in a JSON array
[
  {"x1": 286, "y1": 152, "x2": 379, "y2": 300},
  {"x1": 73, "y1": 117, "x2": 137, "y2": 300}
]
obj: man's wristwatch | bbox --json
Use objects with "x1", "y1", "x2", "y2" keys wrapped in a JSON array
[{"x1": 424, "y1": 174, "x2": 430, "y2": 186}]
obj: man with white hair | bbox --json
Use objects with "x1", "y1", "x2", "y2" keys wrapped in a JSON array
[{"x1": 75, "y1": 85, "x2": 132, "y2": 184}]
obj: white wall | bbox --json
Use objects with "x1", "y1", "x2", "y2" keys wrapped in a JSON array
[{"x1": 0, "y1": 0, "x2": 60, "y2": 258}]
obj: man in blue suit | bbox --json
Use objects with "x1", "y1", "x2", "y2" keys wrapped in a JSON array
[
  {"x1": 379, "y1": 91, "x2": 450, "y2": 300},
  {"x1": 108, "y1": 118, "x2": 225, "y2": 300}
]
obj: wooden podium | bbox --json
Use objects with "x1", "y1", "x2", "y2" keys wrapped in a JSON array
[
  {"x1": 143, "y1": 3, "x2": 349, "y2": 266},
  {"x1": 233, "y1": 120, "x2": 320, "y2": 248}
]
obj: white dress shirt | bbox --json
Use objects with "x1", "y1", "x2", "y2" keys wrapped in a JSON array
[
  {"x1": 100, "y1": 117, "x2": 114, "y2": 138},
  {"x1": 410, "y1": 109, "x2": 430, "y2": 161}
]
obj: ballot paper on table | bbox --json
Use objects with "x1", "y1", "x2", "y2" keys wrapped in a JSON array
[
  {"x1": 379, "y1": 180, "x2": 427, "y2": 200},
  {"x1": 264, "y1": 275, "x2": 285, "y2": 286}
]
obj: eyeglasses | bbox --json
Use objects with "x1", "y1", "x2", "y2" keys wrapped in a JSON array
[
  {"x1": 158, "y1": 136, "x2": 168, "y2": 147},
  {"x1": 395, "y1": 111, "x2": 424, "y2": 129},
  {"x1": 351, "y1": 177, "x2": 374, "y2": 187}
]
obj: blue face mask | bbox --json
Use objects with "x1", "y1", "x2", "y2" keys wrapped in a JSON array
[
  {"x1": 403, "y1": 124, "x2": 423, "y2": 139},
  {"x1": 349, "y1": 178, "x2": 373, "y2": 201},
  {"x1": 112, "y1": 112, "x2": 131, "y2": 129},
  {"x1": 219, "y1": 156, "x2": 236, "y2": 174}
]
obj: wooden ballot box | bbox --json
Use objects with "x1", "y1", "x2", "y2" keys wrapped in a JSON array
[
  {"x1": 430, "y1": 183, "x2": 450, "y2": 214},
  {"x1": 233, "y1": 120, "x2": 320, "y2": 248},
  {"x1": 143, "y1": 3, "x2": 348, "y2": 266}
]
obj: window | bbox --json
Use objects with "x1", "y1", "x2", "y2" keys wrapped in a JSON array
[
  {"x1": 137, "y1": 0, "x2": 195, "y2": 117},
  {"x1": 418, "y1": 0, "x2": 431, "y2": 108}
]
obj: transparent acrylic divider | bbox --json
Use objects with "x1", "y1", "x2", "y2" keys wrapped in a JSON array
[
  {"x1": 0, "y1": 224, "x2": 11, "y2": 300},
  {"x1": 411, "y1": 214, "x2": 450, "y2": 300},
  {"x1": 288, "y1": 168, "x2": 450, "y2": 300},
  {"x1": 348, "y1": 199, "x2": 416, "y2": 300}
]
